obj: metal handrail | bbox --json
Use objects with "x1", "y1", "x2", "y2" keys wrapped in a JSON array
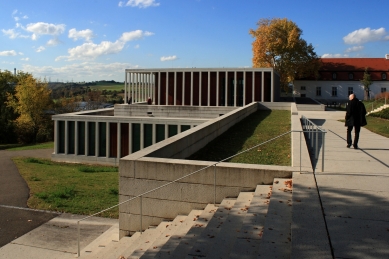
[{"x1": 76, "y1": 129, "x2": 315, "y2": 257}]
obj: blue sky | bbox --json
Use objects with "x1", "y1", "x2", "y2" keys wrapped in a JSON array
[{"x1": 1, "y1": 0, "x2": 388, "y2": 82}]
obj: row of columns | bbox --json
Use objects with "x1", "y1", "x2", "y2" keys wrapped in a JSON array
[
  {"x1": 54, "y1": 120, "x2": 196, "y2": 158},
  {"x1": 125, "y1": 73, "x2": 155, "y2": 104}
]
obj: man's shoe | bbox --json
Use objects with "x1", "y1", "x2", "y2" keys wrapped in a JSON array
[
  {"x1": 353, "y1": 145, "x2": 358, "y2": 149},
  {"x1": 347, "y1": 144, "x2": 351, "y2": 148}
]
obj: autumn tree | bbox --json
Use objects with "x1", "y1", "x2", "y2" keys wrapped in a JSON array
[
  {"x1": 249, "y1": 18, "x2": 320, "y2": 91},
  {"x1": 6, "y1": 74, "x2": 53, "y2": 143},
  {"x1": 360, "y1": 67, "x2": 373, "y2": 100}
]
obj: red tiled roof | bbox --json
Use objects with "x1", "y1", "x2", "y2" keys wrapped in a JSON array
[{"x1": 320, "y1": 58, "x2": 389, "y2": 71}]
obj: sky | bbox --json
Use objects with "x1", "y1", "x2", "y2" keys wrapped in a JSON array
[{"x1": 1, "y1": 0, "x2": 388, "y2": 82}]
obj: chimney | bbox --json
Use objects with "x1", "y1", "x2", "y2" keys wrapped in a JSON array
[{"x1": 386, "y1": 54, "x2": 389, "y2": 60}]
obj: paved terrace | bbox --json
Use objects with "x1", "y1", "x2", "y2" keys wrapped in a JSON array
[{"x1": 298, "y1": 110, "x2": 389, "y2": 258}]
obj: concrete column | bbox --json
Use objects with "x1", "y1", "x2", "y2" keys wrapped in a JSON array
[
  {"x1": 174, "y1": 71, "x2": 177, "y2": 106},
  {"x1": 243, "y1": 71, "x2": 246, "y2": 106},
  {"x1": 140, "y1": 123, "x2": 144, "y2": 149},
  {"x1": 125, "y1": 72, "x2": 128, "y2": 104},
  {"x1": 64, "y1": 120, "x2": 68, "y2": 154},
  {"x1": 85, "y1": 121, "x2": 89, "y2": 156},
  {"x1": 225, "y1": 71, "x2": 228, "y2": 106},
  {"x1": 95, "y1": 122, "x2": 99, "y2": 157},
  {"x1": 158, "y1": 72, "x2": 161, "y2": 105},
  {"x1": 152, "y1": 123, "x2": 156, "y2": 144},
  {"x1": 75, "y1": 121, "x2": 78, "y2": 155},
  {"x1": 166, "y1": 72, "x2": 169, "y2": 105},
  {"x1": 190, "y1": 71, "x2": 193, "y2": 106},
  {"x1": 182, "y1": 71, "x2": 185, "y2": 106},
  {"x1": 261, "y1": 71, "x2": 265, "y2": 102},
  {"x1": 117, "y1": 122, "x2": 121, "y2": 159},
  {"x1": 178, "y1": 124, "x2": 182, "y2": 134},
  {"x1": 106, "y1": 122, "x2": 110, "y2": 158},
  {"x1": 165, "y1": 124, "x2": 168, "y2": 139},
  {"x1": 252, "y1": 71, "x2": 255, "y2": 102},
  {"x1": 129, "y1": 123, "x2": 132, "y2": 154},
  {"x1": 199, "y1": 72, "x2": 202, "y2": 106},
  {"x1": 207, "y1": 71, "x2": 210, "y2": 106},
  {"x1": 216, "y1": 71, "x2": 219, "y2": 107},
  {"x1": 131, "y1": 73, "x2": 134, "y2": 103},
  {"x1": 54, "y1": 120, "x2": 58, "y2": 154}
]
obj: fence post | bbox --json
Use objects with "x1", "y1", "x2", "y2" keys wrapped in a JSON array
[
  {"x1": 315, "y1": 127, "x2": 319, "y2": 160},
  {"x1": 214, "y1": 164, "x2": 216, "y2": 205},
  {"x1": 77, "y1": 221, "x2": 80, "y2": 257},
  {"x1": 322, "y1": 132, "x2": 325, "y2": 172},
  {"x1": 140, "y1": 196, "x2": 142, "y2": 234},
  {"x1": 300, "y1": 131, "x2": 302, "y2": 173}
]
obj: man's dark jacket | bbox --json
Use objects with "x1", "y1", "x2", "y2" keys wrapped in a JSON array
[{"x1": 345, "y1": 97, "x2": 367, "y2": 126}]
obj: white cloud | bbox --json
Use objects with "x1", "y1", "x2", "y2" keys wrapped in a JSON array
[
  {"x1": 21, "y1": 62, "x2": 138, "y2": 81},
  {"x1": 0, "y1": 50, "x2": 17, "y2": 56},
  {"x1": 57, "y1": 30, "x2": 153, "y2": 61},
  {"x1": 47, "y1": 37, "x2": 62, "y2": 46},
  {"x1": 160, "y1": 55, "x2": 178, "y2": 61},
  {"x1": 134, "y1": 44, "x2": 140, "y2": 49},
  {"x1": 68, "y1": 28, "x2": 95, "y2": 42},
  {"x1": 2, "y1": 29, "x2": 19, "y2": 39},
  {"x1": 119, "y1": 0, "x2": 160, "y2": 8},
  {"x1": 343, "y1": 27, "x2": 388, "y2": 45},
  {"x1": 321, "y1": 54, "x2": 348, "y2": 58},
  {"x1": 345, "y1": 46, "x2": 364, "y2": 53},
  {"x1": 36, "y1": 46, "x2": 46, "y2": 52},
  {"x1": 26, "y1": 22, "x2": 66, "y2": 40},
  {"x1": 21, "y1": 57, "x2": 29, "y2": 61}
]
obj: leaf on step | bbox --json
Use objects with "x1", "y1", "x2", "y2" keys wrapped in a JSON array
[
  {"x1": 153, "y1": 246, "x2": 158, "y2": 249},
  {"x1": 274, "y1": 180, "x2": 279, "y2": 184},
  {"x1": 284, "y1": 180, "x2": 293, "y2": 188},
  {"x1": 268, "y1": 228, "x2": 273, "y2": 230},
  {"x1": 279, "y1": 201, "x2": 283, "y2": 203},
  {"x1": 166, "y1": 235, "x2": 170, "y2": 237},
  {"x1": 295, "y1": 199, "x2": 301, "y2": 202},
  {"x1": 209, "y1": 235, "x2": 215, "y2": 238},
  {"x1": 145, "y1": 241, "x2": 149, "y2": 243}
]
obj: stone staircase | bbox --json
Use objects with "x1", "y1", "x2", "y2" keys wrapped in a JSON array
[
  {"x1": 81, "y1": 178, "x2": 293, "y2": 259},
  {"x1": 366, "y1": 103, "x2": 389, "y2": 115}
]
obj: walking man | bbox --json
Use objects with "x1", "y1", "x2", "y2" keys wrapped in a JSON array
[{"x1": 345, "y1": 93, "x2": 367, "y2": 149}]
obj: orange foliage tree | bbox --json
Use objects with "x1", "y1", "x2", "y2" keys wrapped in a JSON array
[{"x1": 249, "y1": 18, "x2": 320, "y2": 91}]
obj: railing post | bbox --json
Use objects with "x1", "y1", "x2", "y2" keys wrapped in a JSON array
[
  {"x1": 140, "y1": 196, "x2": 142, "y2": 234},
  {"x1": 315, "y1": 127, "x2": 319, "y2": 160},
  {"x1": 299, "y1": 131, "x2": 302, "y2": 173},
  {"x1": 214, "y1": 164, "x2": 216, "y2": 205},
  {"x1": 322, "y1": 132, "x2": 325, "y2": 172},
  {"x1": 77, "y1": 221, "x2": 80, "y2": 257}
]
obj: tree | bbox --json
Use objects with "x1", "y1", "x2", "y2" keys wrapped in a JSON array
[
  {"x1": 0, "y1": 70, "x2": 18, "y2": 143},
  {"x1": 249, "y1": 18, "x2": 320, "y2": 91},
  {"x1": 6, "y1": 74, "x2": 53, "y2": 143},
  {"x1": 360, "y1": 68, "x2": 372, "y2": 100}
]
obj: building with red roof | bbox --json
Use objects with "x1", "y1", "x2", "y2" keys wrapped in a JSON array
[{"x1": 294, "y1": 56, "x2": 389, "y2": 102}]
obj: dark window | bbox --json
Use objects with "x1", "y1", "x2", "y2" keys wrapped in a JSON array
[
  {"x1": 348, "y1": 87, "x2": 353, "y2": 96},
  {"x1": 332, "y1": 87, "x2": 337, "y2": 97},
  {"x1": 316, "y1": 87, "x2": 321, "y2": 96},
  {"x1": 382, "y1": 73, "x2": 387, "y2": 80},
  {"x1": 348, "y1": 73, "x2": 354, "y2": 80},
  {"x1": 156, "y1": 124, "x2": 165, "y2": 143},
  {"x1": 332, "y1": 73, "x2": 337, "y2": 80},
  {"x1": 168, "y1": 125, "x2": 178, "y2": 137},
  {"x1": 300, "y1": 86, "x2": 306, "y2": 90},
  {"x1": 78, "y1": 121, "x2": 85, "y2": 155},
  {"x1": 88, "y1": 122, "x2": 96, "y2": 156},
  {"x1": 144, "y1": 124, "x2": 152, "y2": 148},
  {"x1": 381, "y1": 88, "x2": 387, "y2": 93},
  {"x1": 98, "y1": 122, "x2": 106, "y2": 157},
  {"x1": 68, "y1": 121, "x2": 75, "y2": 154},
  {"x1": 181, "y1": 125, "x2": 191, "y2": 132},
  {"x1": 132, "y1": 123, "x2": 140, "y2": 153},
  {"x1": 58, "y1": 121, "x2": 65, "y2": 154}
]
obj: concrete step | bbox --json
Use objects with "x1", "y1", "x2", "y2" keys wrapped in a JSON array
[
  {"x1": 80, "y1": 223, "x2": 119, "y2": 257},
  {"x1": 119, "y1": 222, "x2": 171, "y2": 258},
  {"x1": 229, "y1": 185, "x2": 272, "y2": 259},
  {"x1": 84, "y1": 232, "x2": 141, "y2": 259},
  {"x1": 257, "y1": 178, "x2": 293, "y2": 259},
  {"x1": 169, "y1": 199, "x2": 236, "y2": 259},
  {"x1": 142, "y1": 209, "x2": 203, "y2": 259},
  {"x1": 128, "y1": 215, "x2": 187, "y2": 259}
]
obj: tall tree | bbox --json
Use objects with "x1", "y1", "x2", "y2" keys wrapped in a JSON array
[
  {"x1": 6, "y1": 74, "x2": 53, "y2": 143},
  {"x1": 249, "y1": 18, "x2": 320, "y2": 91},
  {"x1": 360, "y1": 67, "x2": 372, "y2": 100}
]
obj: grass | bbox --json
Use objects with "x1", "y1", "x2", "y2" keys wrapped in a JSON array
[
  {"x1": 363, "y1": 99, "x2": 387, "y2": 113},
  {"x1": 364, "y1": 116, "x2": 389, "y2": 138},
  {"x1": 0, "y1": 142, "x2": 54, "y2": 151},
  {"x1": 13, "y1": 157, "x2": 119, "y2": 218},
  {"x1": 188, "y1": 110, "x2": 291, "y2": 166},
  {"x1": 90, "y1": 82, "x2": 124, "y2": 92}
]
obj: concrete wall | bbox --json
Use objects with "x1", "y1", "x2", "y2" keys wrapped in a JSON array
[{"x1": 119, "y1": 102, "x2": 295, "y2": 237}]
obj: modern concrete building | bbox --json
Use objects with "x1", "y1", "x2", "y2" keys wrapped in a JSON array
[
  {"x1": 294, "y1": 57, "x2": 389, "y2": 101},
  {"x1": 51, "y1": 67, "x2": 280, "y2": 166}
]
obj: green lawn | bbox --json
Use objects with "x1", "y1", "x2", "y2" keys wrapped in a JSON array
[
  {"x1": 0, "y1": 142, "x2": 54, "y2": 151},
  {"x1": 365, "y1": 116, "x2": 389, "y2": 138},
  {"x1": 188, "y1": 110, "x2": 291, "y2": 166},
  {"x1": 14, "y1": 157, "x2": 119, "y2": 218}
]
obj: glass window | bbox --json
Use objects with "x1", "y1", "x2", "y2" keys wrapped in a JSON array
[
  {"x1": 382, "y1": 73, "x2": 387, "y2": 80},
  {"x1": 348, "y1": 87, "x2": 353, "y2": 96},
  {"x1": 332, "y1": 73, "x2": 337, "y2": 80},
  {"x1": 300, "y1": 86, "x2": 306, "y2": 90},
  {"x1": 381, "y1": 88, "x2": 387, "y2": 93},
  {"x1": 348, "y1": 73, "x2": 354, "y2": 80},
  {"x1": 316, "y1": 87, "x2": 321, "y2": 96},
  {"x1": 332, "y1": 87, "x2": 337, "y2": 97}
]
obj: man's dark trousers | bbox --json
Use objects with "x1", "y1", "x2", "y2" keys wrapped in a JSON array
[{"x1": 347, "y1": 125, "x2": 361, "y2": 146}]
